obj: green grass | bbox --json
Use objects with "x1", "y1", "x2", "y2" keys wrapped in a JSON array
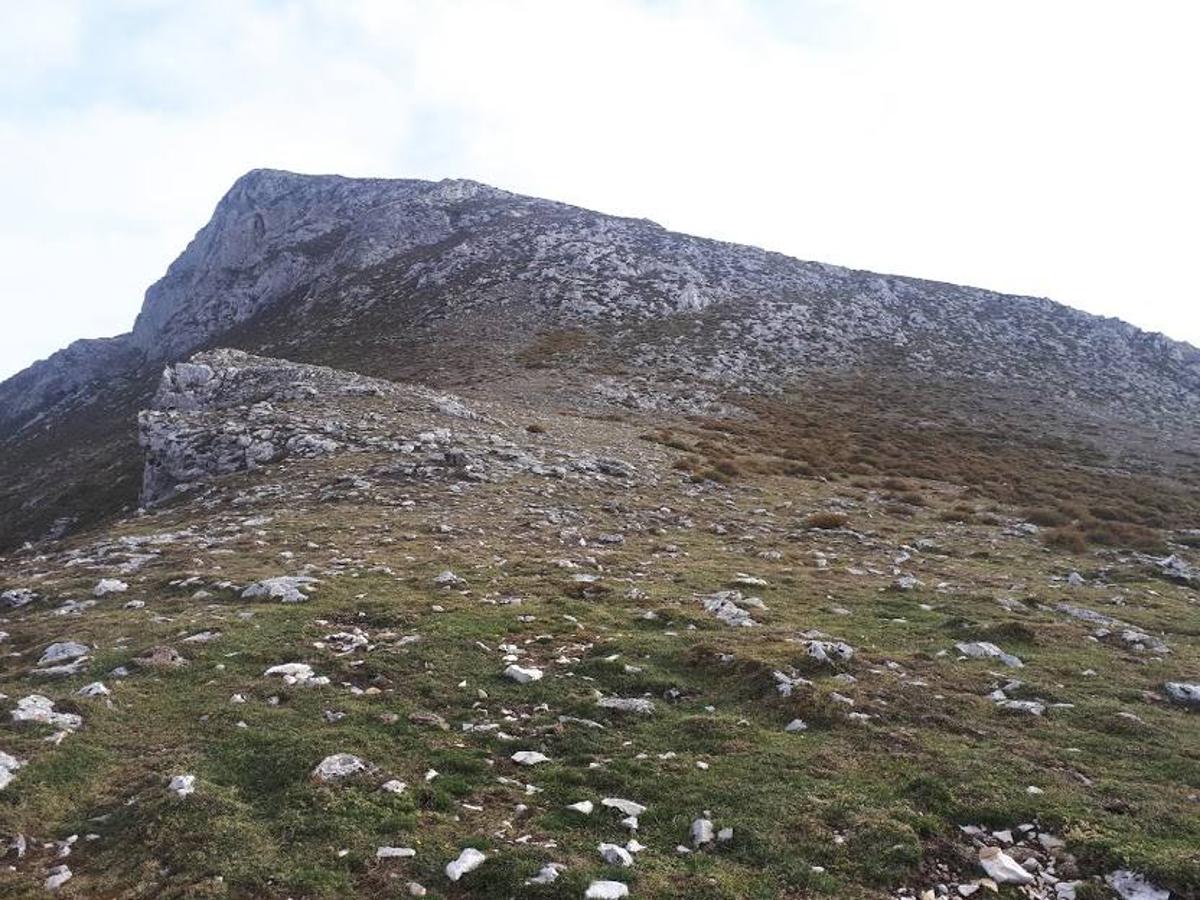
[{"x1": 1, "y1": 435, "x2": 1198, "y2": 899}]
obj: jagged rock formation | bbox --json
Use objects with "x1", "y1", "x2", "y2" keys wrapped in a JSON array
[
  {"x1": 139, "y1": 348, "x2": 637, "y2": 506},
  {"x1": 139, "y1": 349, "x2": 408, "y2": 505},
  {"x1": 2, "y1": 168, "x2": 1199, "y2": 547}
]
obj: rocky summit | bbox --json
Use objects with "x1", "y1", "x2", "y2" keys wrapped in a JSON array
[{"x1": 0, "y1": 171, "x2": 1198, "y2": 899}]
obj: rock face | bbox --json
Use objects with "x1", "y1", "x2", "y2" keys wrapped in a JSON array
[
  {"x1": 2, "y1": 168, "x2": 1200, "y2": 547},
  {"x1": 137, "y1": 349, "x2": 469, "y2": 505}
]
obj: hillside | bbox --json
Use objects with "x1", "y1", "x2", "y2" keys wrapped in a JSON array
[
  {"x1": 0, "y1": 172, "x2": 1198, "y2": 898},
  {"x1": 1, "y1": 169, "x2": 1198, "y2": 550}
]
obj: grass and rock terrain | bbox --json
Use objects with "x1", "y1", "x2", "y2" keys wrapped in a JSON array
[{"x1": 1, "y1": 351, "x2": 1197, "y2": 899}]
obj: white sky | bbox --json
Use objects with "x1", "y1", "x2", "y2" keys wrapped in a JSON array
[{"x1": 1, "y1": 0, "x2": 1197, "y2": 380}]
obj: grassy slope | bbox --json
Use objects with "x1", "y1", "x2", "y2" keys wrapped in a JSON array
[{"x1": 0, "y1": 394, "x2": 1198, "y2": 899}]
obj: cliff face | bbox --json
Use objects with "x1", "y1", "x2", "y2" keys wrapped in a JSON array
[
  {"x1": 1, "y1": 168, "x2": 1198, "y2": 547},
  {"x1": 128, "y1": 172, "x2": 502, "y2": 358}
]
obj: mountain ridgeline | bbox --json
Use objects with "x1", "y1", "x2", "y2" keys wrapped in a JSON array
[
  {"x1": 2, "y1": 170, "x2": 1200, "y2": 900},
  {"x1": 1, "y1": 168, "x2": 1198, "y2": 548}
]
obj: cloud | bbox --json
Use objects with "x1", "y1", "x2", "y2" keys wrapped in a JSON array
[{"x1": 1, "y1": 0, "x2": 1197, "y2": 379}]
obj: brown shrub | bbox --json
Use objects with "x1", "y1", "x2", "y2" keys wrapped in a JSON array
[
  {"x1": 1081, "y1": 520, "x2": 1166, "y2": 554},
  {"x1": 1044, "y1": 526, "x2": 1088, "y2": 553},
  {"x1": 1024, "y1": 507, "x2": 1070, "y2": 527},
  {"x1": 516, "y1": 328, "x2": 590, "y2": 367},
  {"x1": 806, "y1": 511, "x2": 849, "y2": 530}
]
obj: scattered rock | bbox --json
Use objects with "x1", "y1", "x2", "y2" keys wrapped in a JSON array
[
  {"x1": 598, "y1": 842, "x2": 633, "y2": 866},
  {"x1": 1106, "y1": 870, "x2": 1171, "y2": 900},
  {"x1": 1164, "y1": 682, "x2": 1200, "y2": 708},
  {"x1": 241, "y1": 576, "x2": 319, "y2": 603},
  {"x1": 93, "y1": 578, "x2": 128, "y2": 596},
  {"x1": 312, "y1": 753, "x2": 372, "y2": 782},
  {"x1": 601, "y1": 798, "x2": 646, "y2": 817},
  {"x1": 586, "y1": 880, "x2": 630, "y2": 899},
  {"x1": 978, "y1": 846, "x2": 1035, "y2": 885},
  {"x1": 596, "y1": 697, "x2": 655, "y2": 715},
  {"x1": 37, "y1": 642, "x2": 90, "y2": 668},
  {"x1": 0, "y1": 750, "x2": 25, "y2": 791},
  {"x1": 504, "y1": 664, "x2": 544, "y2": 684},
  {"x1": 701, "y1": 590, "x2": 760, "y2": 627},
  {"x1": 45, "y1": 865, "x2": 72, "y2": 891},
  {"x1": 377, "y1": 846, "x2": 417, "y2": 859},
  {"x1": 956, "y1": 641, "x2": 1024, "y2": 669},
  {"x1": 995, "y1": 699, "x2": 1045, "y2": 716},
  {"x1": 511, "y1": 750, "x2": 550, "y2": 766},
  {"x1": 264, "y1": 662, "x2": 329, "y2": 686},
  {"x1": 804, "y1": 639, "x2": 854, "y2": 665},
  {"x1": 445, "y1": 847, "x2": 486, "y2": 881},
  {"x1": 434, "y1": 570, "x2": 466, "y2": 589},
  {"x1": 1, "y1": 588, "x2": 38, "y2": 609},
  {"x1": 12, "y1": 695, "x2": 82, "y2": 731},
  {"x1": 526, "y1": 863, "x2": 561, "y2": 885}
]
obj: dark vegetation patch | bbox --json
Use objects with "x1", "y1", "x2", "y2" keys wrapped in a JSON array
[{"x1": 641, "y1": 371, "x2": 1200, "y2": 553}]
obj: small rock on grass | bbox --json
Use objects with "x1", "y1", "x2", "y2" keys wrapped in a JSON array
[
  {"x1": 94, "y1": 579, "x2": 128, "y2": 596},
  {"x1": 445, "y1": 847, "x2": 486, "y2": 881},
  {"x1": 1164, "y1": 682, "x2": 1200, "y2": 708},
  {"x1": 37, "y1": 642, "x2": 89, "y2": 667},
  {"x1": 504, "y1": 664, "x2": 544, "y2": 684},
  {"x1": 0, "y1": 751, "x2": 25, "y2": 791},
  {"x1": 601, "y1": 798, "x2": 646, "y2": 817},
  {"x1": 586, "y1": 881, "x2": 629, "y2": 899},
  {"x1": 978, "y1": 847, "x2": 1034, "y2": 885},
  {"x1": 526, "y1": 863, "x2": 561, "y2": 885},
  {"x1": 956, "y1": 641, "x2": 1023, "y2": 669},
  {"x1": 1106, "y1": 870, "x2": 1170, "y2": 900},
  {"x1": 312, "y1": 753, "x2": 372, "y2": 782},
  {"x1": 45, "y1": 865, "x2": 72, "y2": 891},
  {"x1": 241, "y1": 575, "x2": 319, "y2": 603},
  {"x1": 596, "y1": 697, "x2": 655, "y2": 715},
  {"x1": 377, "y1": 846, "x2": 416, "y2": 859},
  {"x1": 598, "y1": 843, "x2": 633, "y2": 866},
  {"x1": 12, "y1": 695, "x2": 81, "y2": 731}
]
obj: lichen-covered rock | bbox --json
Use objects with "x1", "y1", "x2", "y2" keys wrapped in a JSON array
[
  {"x1": 445, "y1": 847, "x2": 486, "y2": 882},
  {"x1": 1164, "y1": 682, "x2": 1200, "y2": 708},
  {"x1": 0, "y1": 750, "x2": 24, "y2": 790},
  {"x1": 242, "y1": 576, "x2": 319, "y2": 604},
  {"x1": 701, "y1": 590, "x2": 760, "y2": 627},
  {"x1": 38, "y1": 641, "x2": 90, "y2": 668},
  {"x1": 12, "y1": 695, "x2": 82, "y2": 731},
  {"x1": 312, "y1": 753, "x2": 373, "y2": 782}
]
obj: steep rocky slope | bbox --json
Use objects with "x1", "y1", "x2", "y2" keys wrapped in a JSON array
[
  {"x1": 0, "y1": 350, "x2": 1196, "y2": 899},
  {"x1": 2, "y1": 169, "x2": 1198, "y2": 549},
  {"x1": 2, "y1": 171, "x2": 1200, "y2": 895}
]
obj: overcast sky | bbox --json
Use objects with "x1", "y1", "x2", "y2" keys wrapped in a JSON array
[{"x1": 2, "y1": 0, "x2": 1197, "y2": 380}]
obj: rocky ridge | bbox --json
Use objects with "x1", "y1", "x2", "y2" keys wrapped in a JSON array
[
  {"x1": 0, "y1": 345, "x2": 1197, "y2": 898},
  {"x1": 1, "y1": 170, "x2": 1200, "y2": 896},
  {"x1": 2, "y1": 169, "x2": 1199, "y2": 547}
]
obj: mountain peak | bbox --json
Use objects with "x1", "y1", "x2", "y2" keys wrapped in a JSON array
[{"x1": 1, "y1": 170, "x2": 1198, "y2": 549}]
